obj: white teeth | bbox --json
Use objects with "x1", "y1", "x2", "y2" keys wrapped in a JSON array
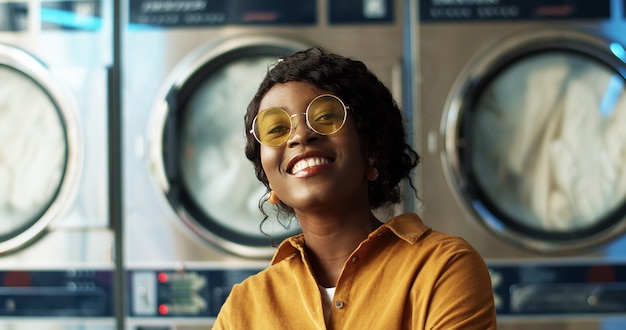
[{"x1": 291, "y1": 157, "x2": 331, "y2": 173}]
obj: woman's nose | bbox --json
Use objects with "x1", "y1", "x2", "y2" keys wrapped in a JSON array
[{"x1": 287, "y1": 114, "x2": 318, "y2": 146}]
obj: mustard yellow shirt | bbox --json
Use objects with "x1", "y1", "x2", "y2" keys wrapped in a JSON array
[{"x1": 213, "y1": 213, "x2": 497, "y2": 329}]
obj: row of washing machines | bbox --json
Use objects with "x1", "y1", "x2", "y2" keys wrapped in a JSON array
[{"x1": 1, "y1": 0, "x2": 626, "y2": 329}]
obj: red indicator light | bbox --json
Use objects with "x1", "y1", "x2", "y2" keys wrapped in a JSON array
[
  {"x1": 157, "y1": 272, "x2": 168, "y2": 283},
  {"x1": 587, "y1": 265, "x2": 617, "y2": 283},
  {"x1": 4, "y1": 271, "x2": 32, "y2": 287},
  {"x1": 158, "y1": 304, "x2": 169, "y2": 315}
]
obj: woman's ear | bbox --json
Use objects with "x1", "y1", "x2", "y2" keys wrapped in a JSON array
[{"x1": 366, "y1": 157, "x2": 379, "y2": 181}]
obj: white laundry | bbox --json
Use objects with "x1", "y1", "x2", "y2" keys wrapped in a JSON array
[
  {"x1": 0, "y1": 68, "x2": 66, "y2": 234},
  {"x1": 472, "y1": 52, "x2": 626, "y2": 232}
]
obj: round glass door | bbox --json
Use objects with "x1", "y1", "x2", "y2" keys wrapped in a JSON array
[
  {"x1": 153, "y1": 38, "x2": 307, "y2": 257},
  {"x1": 0, "y1": 45, "x2": 79, "y2": 254},
  {"x1": 445, "y1": 31, "x2": 626, "y2": 252}
]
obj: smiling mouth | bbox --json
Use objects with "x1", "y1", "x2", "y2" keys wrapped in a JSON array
[{"x1": 290, "y1": 157, "x2": 332, "y2": 174}]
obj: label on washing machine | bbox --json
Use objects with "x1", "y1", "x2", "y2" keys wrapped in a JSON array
[
  {"x1": 420, "y1": 0, "x2": 610, "y2": 22},
  {"x1": 128, "y1": 0, "x2": 316, "y2": 28}
]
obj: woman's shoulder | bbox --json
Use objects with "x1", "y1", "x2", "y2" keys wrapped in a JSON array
[
  {"x1": 385, "y1": 213, "x2": 476, "y2": 248},
  {"x1": 384, "y1": 213, "x2": 485, "y2": 263},
  {"x1": 422, "y1": 230, "x2": 483, "y2": 260},
  {"x1": 423, "y1": 227, "x2": 475, "y2": 247}
]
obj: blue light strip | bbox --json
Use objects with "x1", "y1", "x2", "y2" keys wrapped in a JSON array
[
  {"x1": 598, "y1": 74, "x2": 624, "y2": 117},
  {"x1": 40, "y1": 8, "x2": 102, "y2": 30}
]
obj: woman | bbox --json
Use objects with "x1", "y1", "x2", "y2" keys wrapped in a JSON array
[{"x1": 213, "y1": 47, "x2": 496, "y2": 329}]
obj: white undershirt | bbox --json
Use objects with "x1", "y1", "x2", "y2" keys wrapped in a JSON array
[{"x1": 319, "y1": 286, "x2": 336, "y2": 323}]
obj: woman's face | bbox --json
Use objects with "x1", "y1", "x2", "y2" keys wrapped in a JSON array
[{"x1": 258, "y1": 81, "x2": 370, "y2": 214}]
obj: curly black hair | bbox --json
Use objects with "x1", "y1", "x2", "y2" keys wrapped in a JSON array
[{"x1": 245, "y1": 47, "x2": 419, "y2": 218}]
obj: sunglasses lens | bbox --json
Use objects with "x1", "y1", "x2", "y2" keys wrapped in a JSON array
[
  {"x1": 253, "y1": 108, "x2": 292, "y2": 147},
  {"x1": 307, "y1": 95, "x2": 347, "y2": 135}
]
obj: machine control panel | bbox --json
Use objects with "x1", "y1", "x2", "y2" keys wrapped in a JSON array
[
  {"x1": 0, "y1": 270, "x2": 114, "y2": 316},
  {"x1": 128, "y1": 268, "x2": 262, "y2": 318},
  {"x1": 490, "y1": 261, "x2": 626, "y2": 317},
  {"x1": 419, "y1": 0, "x2": 610, "y2": 22}
]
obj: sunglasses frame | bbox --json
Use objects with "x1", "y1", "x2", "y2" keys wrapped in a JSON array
[{"x1": 250, "y1": 94, "x2": 348, "y2": 147}]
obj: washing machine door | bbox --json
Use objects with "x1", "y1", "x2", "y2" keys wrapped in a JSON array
[
  {"x1": 150, "y1": 36, "x2": 308, "y2": 258},
  {"x1": 443, "y1": 29, "x2": 626, "y2": 253},
  {"x1": 0, "y1": 44, "x2": 81, "y2": 254}
]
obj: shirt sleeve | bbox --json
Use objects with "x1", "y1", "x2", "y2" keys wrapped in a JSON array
[{"x1": 421, "y1": 243, "x2": 497, "y2": 330}]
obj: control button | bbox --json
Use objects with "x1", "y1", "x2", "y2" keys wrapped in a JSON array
[
  {"x1": 351, "y1": 256, "x2": 360, "y2": 264},
  {"x1": 334, "y1": 301, "x2": 345, "y2": 309},
  {"x1": 5, "y1": 298, "x2": 16, "y2": 312}
]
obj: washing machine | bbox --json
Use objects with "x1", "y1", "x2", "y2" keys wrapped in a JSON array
[
  {"x1": 120, "y1": 0, "x2": 404, "y2": 328},
  {"x1": 0, "y1": 0, "x2": 115, "y2": 328},
  {"x1": 407, "y1": 0, "x2": 626, "y2": 328}
]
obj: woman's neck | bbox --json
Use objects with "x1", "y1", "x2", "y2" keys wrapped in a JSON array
[{"x1": 298, "y1": 211, "x2": 382, "y2": 287}]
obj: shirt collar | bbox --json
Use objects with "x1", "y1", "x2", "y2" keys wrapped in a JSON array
[
  {"x1": 382, "y1": 212, "x2": 432, "y2": 244},
  {"x1": 271, "y1": 213, "x2": 431, "y2": 265}
]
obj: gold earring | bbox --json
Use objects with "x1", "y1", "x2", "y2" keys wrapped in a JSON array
[
  {"x1": 267, "y1": 191, "x2": 280, "y2": 205},
  {"x1": 367, "y1": 167, "x2": 379, "y2": 181}
]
